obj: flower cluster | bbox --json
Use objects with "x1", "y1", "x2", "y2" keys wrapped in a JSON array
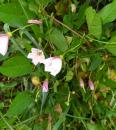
[
  {"x1": 27, "y1": 48, "x2": 62, "y2": 76},
  {"x1": 0, "y1": 21, "x2": 62, "y2": 93},
  {"x1": 27, "y1": 48, "x2": 62, "y2": 93},
  {"x1": 79, "y1": 78, "x2": 95, "y2": 91},
  {"x1": 0, "y1": 31, "x2": 61, "y2": 93}
]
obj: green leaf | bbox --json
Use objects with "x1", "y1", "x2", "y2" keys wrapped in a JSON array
[
  {"x1": 98, "y1": 0, "x2": 116, "y2": 24},
  {"x1": 47, "y1": 28, "x2": 68, "y2": 52},
  {"x1": 63, "y1": 14, "x2": 73, "y2": 33},
  {"x1": 53, "y1": 80, "x2": 59, "y2": 92},
  {"x1": 0, "y1": 82, "x2": 17, "y2": 90},
  {"x1": 0, "y1": 103, "x2": 4, "y2": 109},
  {"x1": 7, "y1": 91, "x2": 33, "y2": 117},
  {"x1": 85, "y1": 6, "x2": 102, "y2": 39},
  {"x1": 0, "y1": 55, "x2": 32, "y2": 78},
  {"x1": 76, "y1": 2, "x2": 89, "y2": 29},
  {"x1": 17, "y1": 124, "x2": 31, "y2": 130},
  {"x1": 40, "y1": 92, "x2": 48, "y2": 113},
  {"x1": 103, "y1": 79, "x2": 116, "y2": 89},
  {"x1": 105, "y1": 32, "x2": 116, "y2": 56},
  {"x1": 89, "y1": 54, "x2": 102, "y2": 71},
  {"x1": 65, "y1": 70, "x2": 74, "y2": 81},
  {"x1": 87, "y1": 123, "x2": 105, "y2": 130},
  {"x1": 52, "y1": 108, "x2": 69, "y2": 130},
  {"x1": 0, "y1": 3, "x2": 34, "y2": 26},
  {"x1": 33, "y1": 124, "x2": 43, "y2": 130},
  {"x1": 35, "y1": 0, "x2": 51, "y2": 8}
]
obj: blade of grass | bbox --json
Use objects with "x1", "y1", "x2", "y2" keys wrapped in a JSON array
[
  {"x1": 14, "y1": 114, "x2": 39, "y2": 127},
  {"x1": 18, "y1": 0, "x2": 41, "y2": 39},
  {"x1": 108, "y1": 117, "x2": 116, "y2": 130},
  {"x1": 66, "y1": 114, "x2": 89, "y2": 120},
  {"x1": 23, "y1": 30, "x2": 40, "y2": 48},
  {"x1": 10, "y1": 38, "x2": 27, "y2": 56},
  {"x1": 0, "y1": 112, "x2": 14, "y2": 130},
  {"x1": 52, "y1": 107, "x2": 69, "y2": 130},
  {"x1": 72, "y1": 103, "x2": 88, "y2": 129}
]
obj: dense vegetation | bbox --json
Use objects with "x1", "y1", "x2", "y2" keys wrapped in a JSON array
[{"x1": 0, "y1": 0, "x2": 116, "y2": 129}]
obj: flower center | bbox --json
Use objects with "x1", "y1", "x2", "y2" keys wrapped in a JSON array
[{"x1": 37, "y1": 51, "x2": 43, "y2": 56}]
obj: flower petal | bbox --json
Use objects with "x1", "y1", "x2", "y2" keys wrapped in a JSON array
[
  {"x1": 27, "y1": 48, "x2": 45, "y2": 65},
  {"x1": 31, "y1": 48, "x2": 39, "y2": 53},
  {"x1": 44, "y1": 57, "x2": 62, "y2": 76},
  {"x1": 0, "y1": 34, "x2": 9, "y2": 56},
  {"x1": 27, "y1": 53, "x2": 34, "y2": 59}
]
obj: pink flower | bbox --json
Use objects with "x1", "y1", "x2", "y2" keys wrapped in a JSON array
[
  {"x1": 27, "y1": 48, "x2": 45, "y2": 65},
  {"x1": 0, "y1": 34, "x2": 10, "y2": 56},
  {"x1": 44, "y1": 57, "x2": 62, "y2": 76},
  {"x1": 88, "y1": 80, "x2": 94, "y2": 90},
  {"x1": 42, "y1": 80, "x2": 48, "y2": 92},
  {"x1": 27, "y1": 19, "x2": 42, "y2": 25},
  {"x1": 79, "y1": 78, "x2": 84, "y2": 88}
]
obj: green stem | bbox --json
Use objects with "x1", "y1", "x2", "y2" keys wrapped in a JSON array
[
  {"x1": 14, "y1": 114, "x2": 39, "y2": 127},
  {"x1": 86, "y1": 35, "x2": 108, "y2": 44},
  {"x1": 66, "y1": 114, "x2": 89, "y2": 120},
  {"x1": 47, "y1": 14, "x2": 87, "y2": 41},
  {"x1": 11, "y1": 24, "x2": 33, "y2": 34},
  {"x1": 18, "y1": 0, "x2": 29, "y2": 19},
  {"x1": 62, "y1": 43, "x2": 80, "y2": 57},
  {"x1": 47, "y1": 14, "x2": 116, "y2": 46}
]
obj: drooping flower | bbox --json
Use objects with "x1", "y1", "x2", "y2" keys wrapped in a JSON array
[
  {"x1": 27, "y1": 19, "x2": 42, "y2": 25},
  {"x1": 88, "y1": 80, "x2": 94, "y2": 90},
  {"x1": 44, "y1": 56, "x2": 62, "y2": 76},
  {"x1": 27, "y1": 48, "x2": 45, "y2": 65},
  {"x1": 0, "y1": 33, "x2": 11, "y2": 56},
  {"x1": 42, "y1": 80, "x2": 48, "y2": 92}
]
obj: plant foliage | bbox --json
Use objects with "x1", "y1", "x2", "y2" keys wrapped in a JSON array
[{"x1": 0, "y1": 0, "x2": 116, "y2": 130}]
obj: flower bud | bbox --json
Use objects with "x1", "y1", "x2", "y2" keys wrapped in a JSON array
[
  {"x1": 27, "y1": 19, "x2": 42, "y2": 25},
  {"x1": 31, "y1": 76, "x2": 40, "y2": 87},
  {"x1": 79, "y1": 78, "x2": 84, "y2": 88},
  {"x1": 88, "y1": 80, "x2": 94, "y2": 90},
  {"x1": 71, "y1": 4, "x2": 76, "y2": 13},
  {"x1": 42, "y1": 80, "x2": 48, "y2": 92}
]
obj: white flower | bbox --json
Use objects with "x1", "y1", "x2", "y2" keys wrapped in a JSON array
[
  {"x1": 0, "y1": 34, "x2": 9, "y2": 56},
  {"x1": 27, "y1": 48, "x2": 45, "y2": 65},
  {"x1": 42, "y1": 80, "x2": 48, "y2": 92},
  {"x1": 44, "y1": 57, "x2": 62, "y2": 76}
]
